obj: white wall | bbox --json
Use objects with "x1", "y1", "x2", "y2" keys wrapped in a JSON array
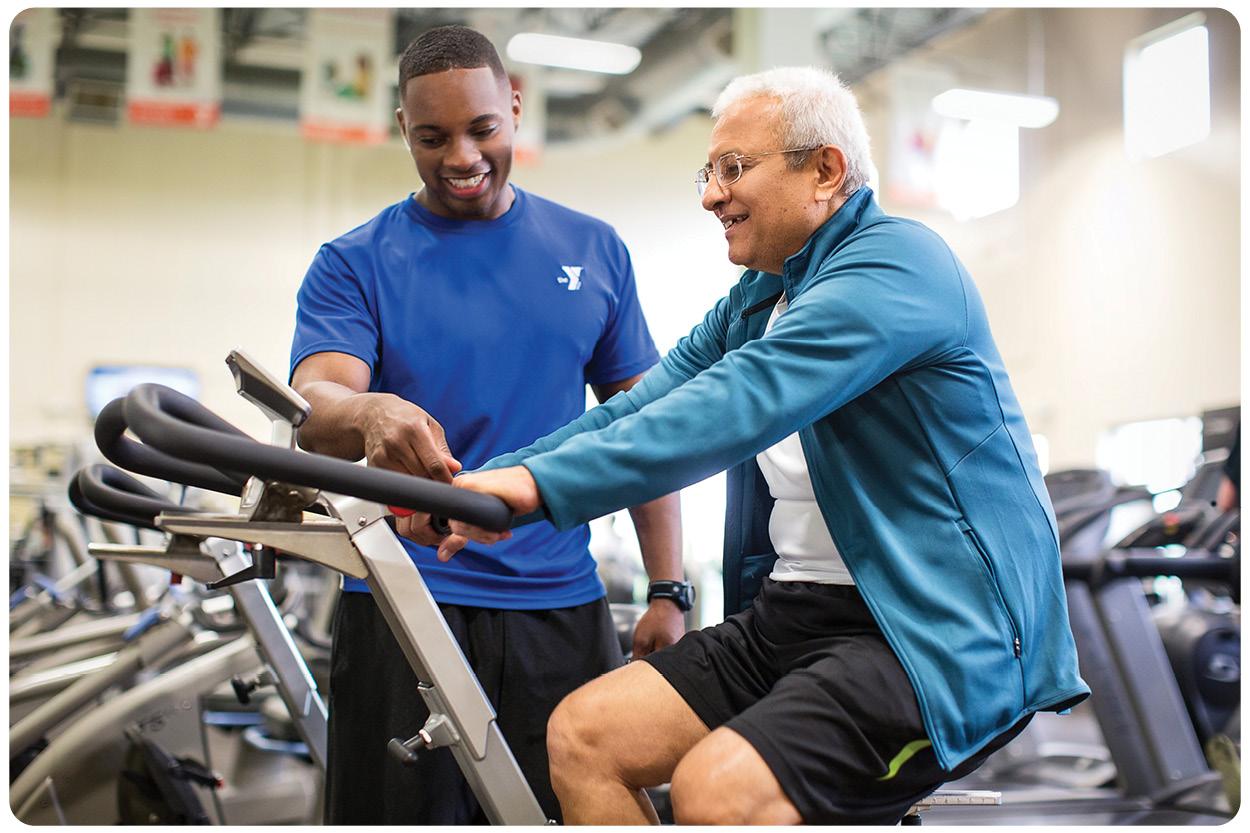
[
  {"x1": 9, "y1": 7, "x2": 1240, "y2": 477},
  {"x1": 9, "y1": 110, "x2": 735, "y2": 445},
  {"x1": 858, "y1": 7, "x2": 1241, "y2": 467}
]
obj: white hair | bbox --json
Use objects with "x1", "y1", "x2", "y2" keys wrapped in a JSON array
[{"x1": 712, "y1": 66, "x2": 874, "y2": 197}]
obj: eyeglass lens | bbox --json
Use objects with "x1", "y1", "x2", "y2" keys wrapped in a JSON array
[{"x1": 696, "y1": 154, "x2": 742, "y2": 197}]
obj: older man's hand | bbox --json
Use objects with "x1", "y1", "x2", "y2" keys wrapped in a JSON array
[
  {"x1": 436, "y1": 467, "x2": 540, "y2": 561},
  {"x1": 631, "y1": 601, "x2": 686, "y2": 659}
]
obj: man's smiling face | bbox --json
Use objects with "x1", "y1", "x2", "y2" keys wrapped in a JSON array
[
  {"x1": 397, "y1": 66, "x2": 521, "y2": 221},
  {"x1": 701, "y1": 96, "x2": 831, "y2": 275}
]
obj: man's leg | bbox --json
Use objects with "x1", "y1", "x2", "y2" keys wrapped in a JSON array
[
  {"x1": 547, "y1": 661, "x2": 709, "y2": 824},
  {"x1": 325, "y1": 592, "x2": 476, "y2": 824},
  {"x1": 489, "y1": 598, "x2": 626, "y2": 823},
  {"x1": 670, "y1": 727, "x2": 802, "y2": 825}
]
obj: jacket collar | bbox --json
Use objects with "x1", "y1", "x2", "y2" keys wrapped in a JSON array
[{"x1": 781, "y1": 186, "x2": 879, "y2": 295}]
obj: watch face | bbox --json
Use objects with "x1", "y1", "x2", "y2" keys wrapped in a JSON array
[{"x1": 649, "y1": 582, "x2": 694, "y2": 611}]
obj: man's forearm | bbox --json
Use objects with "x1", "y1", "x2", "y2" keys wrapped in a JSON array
[
  {"x1": 628, "y1": 493, "x2": 683, "y2": 581},
  {"x1": 295, "y1": 381, "x2": 381, "y2": 460}
]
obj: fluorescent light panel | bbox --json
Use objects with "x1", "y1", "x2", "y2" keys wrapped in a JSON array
[
  {"x1": 1124, "y1": 22, "x2": 1210, "y2": 160},
  {"x1": 506, "y1": 33, "x2": 641, "y2": 75},
  {"x1": 931, "y1": 88, "x2": 1059, "y2": 128},
  {"x1": 933, "y1": 118, "x2": 1020, "y2": 221}
]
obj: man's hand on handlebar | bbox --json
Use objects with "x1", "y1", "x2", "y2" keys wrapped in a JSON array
[
  {"x1": 361, "y1": 395, "x2": 462, "y2": 483},
  {"x1": 358, "y1": 396, "x2": 465, "y2": 546},
  {"x1": 436, "y1": 467, "x2": 540, "y2": 561}
]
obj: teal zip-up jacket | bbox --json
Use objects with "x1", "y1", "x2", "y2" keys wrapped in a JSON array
[{"x1": 484, "y1": 187, "x2": 1089, "y2": 769}]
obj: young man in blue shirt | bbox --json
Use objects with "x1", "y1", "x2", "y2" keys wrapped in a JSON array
[
  {"x1": 442, "y1": 67, "x2": 1090, "y2": 825},
  {"x1": 289, "y1": 26, "x2": 684, "y2": 824}
]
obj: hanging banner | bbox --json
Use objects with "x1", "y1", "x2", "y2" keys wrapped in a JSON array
[
  {"x1": 299, "y1": 9, "x2": 393, "y2": 144},
  {"x1": 884, "y1": 67, "x2": 955, "y2": 209},
  {"x1": 10, "y1": 8, "x2": 57, "y2": 118},
  {"x1": 126, "y1": 8, "x2": 221, "y2": 128}
]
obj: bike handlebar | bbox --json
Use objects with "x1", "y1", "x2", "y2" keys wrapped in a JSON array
[
  {"x1": 70, "y1": 465, "x2": 184, "y2": 531},
  {"x1": 95, "y1": 397, "x2": 249, "y2": 496},
  {"x1": 1063, "y1": 549, "x2": 1238, "y2": 586},
  {"x1": 122, "y1": 384, "x2": 513, "y2": 532}
]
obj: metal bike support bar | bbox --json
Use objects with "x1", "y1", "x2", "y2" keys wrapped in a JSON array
[
  {"x1": 156, "y1": 498, "x2": 549, "y2": 824},
  {"x1": 10, "y1": 634, "x2": 262, "y2": 817},
  {"x1": 74, "y1": 465, "x2": 185, "y2": 528},
  {"x1": 96, "y1": 397, "x2": 249, "y2": 497},
  {"x1": 123, "y1": 384, "x2": 512, "y2": 531},
  {"x1": 89, "y1": 538, "x2": 330, "y2": 771},
  {"x1": 9, "y1": 612, "x2": 144, "y2": 659},
  {"x1": 10, "y1": 617, "x2": 194, "y2": 757}
]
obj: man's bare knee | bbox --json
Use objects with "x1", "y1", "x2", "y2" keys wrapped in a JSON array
[
  {"x1": 547, "y1": 686, "x2": 609, "y2": 777},
  {"x1": 669, "y1": 755, "x2": 721, "y2": 824}
]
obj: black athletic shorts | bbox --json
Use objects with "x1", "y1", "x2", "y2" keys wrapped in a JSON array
[
  {"x1": 325, "y1": 590, "x2": 622, "y2": 824},
  {"x1": 642, "y1": 578, "x2": 1031, "y2": 825}
]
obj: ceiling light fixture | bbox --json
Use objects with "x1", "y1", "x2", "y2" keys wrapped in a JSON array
[
  {"x1": 506, "y1": 33, "x2": 642, "y2": 75},
  {"x1": 931, "y1": 88, "x2": 1060, "y2": 128}
]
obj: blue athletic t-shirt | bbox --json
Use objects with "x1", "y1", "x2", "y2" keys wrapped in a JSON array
[{"x1": 290, "y1": 187, "x2": 659, "y2": 609}]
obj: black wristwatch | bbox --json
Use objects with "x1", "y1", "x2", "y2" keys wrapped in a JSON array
[{"x1": 647, "y1": 580, "x2": 696, "y2": 612}]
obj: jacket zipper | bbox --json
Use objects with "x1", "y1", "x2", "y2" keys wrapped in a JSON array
[
  {"x1": 740, "y1": 291, "x2": 785, "y2": 320},
  {"x1": 958, "y1": 519, "x2": 1022, "y2": 658}
]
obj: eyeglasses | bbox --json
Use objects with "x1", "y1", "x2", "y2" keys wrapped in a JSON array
[{"x1": 695, "y1": 146, "x2": 822, "y2": 197}]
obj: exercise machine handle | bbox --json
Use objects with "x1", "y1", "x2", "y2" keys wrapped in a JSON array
[
  {"x1": 69, "y1": 472, "x2": 153, "y2": 530},
  {"x1": 95, "y1": 397, "x2": 249, "y2": 497},
  {"x1": 72, "y1": 464, "x2": 185, "y2": 530},
  {"x1": 123, "y1": 384, "x2": 513, "y2": 533},
  {"x1": 1064, "y1": 548, "x2": 1239, "y2": 588}
]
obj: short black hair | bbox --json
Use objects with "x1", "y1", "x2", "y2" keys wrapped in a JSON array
[{"x1": 398, "y1": 25, "x2": 508, "y2": 95}]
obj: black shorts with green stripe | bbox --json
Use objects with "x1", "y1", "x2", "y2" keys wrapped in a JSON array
[{"x1": 641, "y1": 578, "x2": 1031, "y2": 824}]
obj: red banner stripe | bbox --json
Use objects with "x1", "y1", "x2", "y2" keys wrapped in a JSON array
[
  {"x1": 127, "y1": 100, "x2": 221, "y2": 128},
  {"x1": 10, "y1": 93, "x2": 51, "y2": 118}
]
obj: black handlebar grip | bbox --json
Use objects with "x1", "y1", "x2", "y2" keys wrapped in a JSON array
[
  {"x1": 69, "y1": 469, "x2": 160, "y2": 530},
  {"x1": 123, "y1": 384, "x2": 513, "y2": 533},
  {"x1": 75, "y1": 464, "x2": 186, "y2": 530},
  {"x1": 95, "y1": 397, "x2": 249, "y2": 497},
  {"x1": 69, "y1": 470, "x2": 155, "y2": 530}
]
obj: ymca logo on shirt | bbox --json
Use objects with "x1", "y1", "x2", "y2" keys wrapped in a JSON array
[{"x1": 556, "y1": 266, "x2": 583, "y2": 291}]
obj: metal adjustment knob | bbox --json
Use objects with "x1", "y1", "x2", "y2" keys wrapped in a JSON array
[
  {"x1": 231, "y1": 676, "x2": 259, "y2": 705},
  {"x1": 387, "y1": 729, "x2": 433, "y2": 767},
  {"x1": 230, "y1": 668, "x2": 275, "y2": 704},
  {"x1": 386, "y1": 713, "x2": 458, "y2": 767}
]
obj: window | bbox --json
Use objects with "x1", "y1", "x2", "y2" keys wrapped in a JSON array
[
  {"x1": 1095, "y1": 416, "x2": 1203, "y2": 493},
  {"x1": 1124, "y1": 14, "x2": 1210, "y2": 160}
]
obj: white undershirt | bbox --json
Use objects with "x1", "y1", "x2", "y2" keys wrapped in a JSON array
[{"x1": 756, "y1": 295, "x2": 856, "y2": 585}]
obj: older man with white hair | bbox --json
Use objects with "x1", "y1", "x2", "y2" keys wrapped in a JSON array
[{"x1": 436, "y1": 66, "x2": 1090, "y2": 825}]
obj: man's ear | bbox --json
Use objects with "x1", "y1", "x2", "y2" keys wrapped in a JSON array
[
  {"x1": 395, "y1": 108, "x2": 410, "y2": 149},
  {"x1": 814, "y1": 145, "x2": 847, "y2": 201},
  {"x1": 511, "y1": 87, "x2": 523, "y2": 131}
]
